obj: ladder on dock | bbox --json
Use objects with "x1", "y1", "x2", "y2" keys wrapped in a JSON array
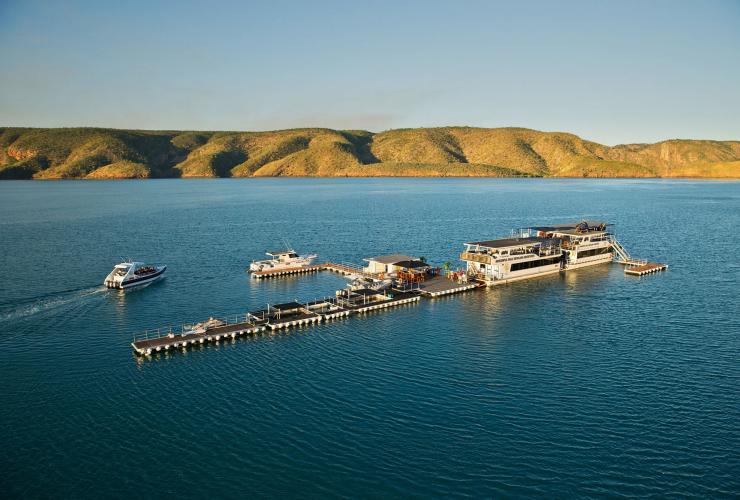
[
  {"x1": 608, "y1": 235, "x2": 632, "y2": 263},
  {"x1": 608, "y1": 234, "x2": 667, "y2": 274}
]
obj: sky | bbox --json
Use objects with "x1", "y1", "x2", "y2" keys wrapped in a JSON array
[{"x1": 1, "y1": 0, "x2": 739, "y2": 145}]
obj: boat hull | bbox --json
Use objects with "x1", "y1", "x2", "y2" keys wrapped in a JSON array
[
  {"x1": 106, "y1": 266, "x2": 166, "y2": 289},
  {"x1": 249, "y1": 257, "x2": 317, "y2": 273}
]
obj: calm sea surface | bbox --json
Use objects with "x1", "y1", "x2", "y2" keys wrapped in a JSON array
[{"x1": 1, "y1": 179, "x2": 738, "y2": 498}]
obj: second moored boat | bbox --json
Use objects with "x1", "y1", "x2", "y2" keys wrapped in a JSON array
[{"x1": 249, "y1": 248, "x2": 318, "y2": 273}]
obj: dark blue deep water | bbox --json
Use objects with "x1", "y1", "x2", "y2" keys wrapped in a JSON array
[{"x1": 1, "y1": 179, "x2": 738, "y2": 498}]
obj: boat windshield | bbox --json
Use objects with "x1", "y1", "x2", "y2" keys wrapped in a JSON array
[{"x1": 115, "y1": 266, "x2": 130, "y2": 276}]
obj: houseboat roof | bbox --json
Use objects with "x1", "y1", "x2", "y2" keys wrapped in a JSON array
[
  {"x1": 266, "y1": 250, "x2": 297, "y2": 256},
  {"x1": 271, "y1": 301, "x2": 304, "y2": 311},
  {"x1": 465, "y1": 237, "x2": 556, "y2": 249},
  {"x1": 364, "y1": 254, "x2": 417, "y2": 264},
  {"x1": 529, "y1": 221, "x2": 609, "y2": 232}
]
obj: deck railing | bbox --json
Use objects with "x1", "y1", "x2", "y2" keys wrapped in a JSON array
[
  {"x1": 133, "y1": 313, "x2": 255, "y2": 342},
  {"x1": 460, "y1": 252, "x2": 491, "y2": 263}
]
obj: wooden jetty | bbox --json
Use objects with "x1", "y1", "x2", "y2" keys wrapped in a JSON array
[
  {"x1": 134, "y1": 264, "x2": 502, "y2": 357},
  {"x1": 134, "y1": 289, "x2": 421, "y2": 357},
  {"x1": 418, "y1": 275, "x2": 482, "y2": 297},
  {"x1": 250, "y1": 264, "x2": 324, "y2": 279},
  {"x1": 138, "y1": 234, "x2": 667, "y2": 357},
  {"x1": 333, "y1": 288, "x2": 420, "y2": 313},
  {"x1": 131, "y1": 315, "x2": 268, "y2": 356},
  {"x1": 624, "y1": 262, "x2": 668, "y2": 276},
  {"x1": 250, "y1": 262, "x2": 375, "y2": 279}
]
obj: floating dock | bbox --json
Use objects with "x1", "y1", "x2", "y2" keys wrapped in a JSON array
[
  {"x1": 134, "y1": 285, "x2": 447, "y2": 356},
  {"x1": 250, "y1": 262, "x2": 374, "y2": 279},
  {"x1": 333, "y1": 288, "x2": 420, "y2": 313},
  {"x1": 132, "y1": 315, "x2": 268, "y2": 356},
  {"x1": 250, "y1": 264, "x2": 324, "y2": 279},
  {"x1": 624, "y1": 262, "x2": 668, "y2": 276},
  {"x1": 418, "y1": 275, "x2": 482, "y2": 297},
  {"x1": 138, "y1": 222, "x2": 668, "y2": 357}
]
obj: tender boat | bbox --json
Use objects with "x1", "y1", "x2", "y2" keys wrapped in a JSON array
[
  {"x1": 249, "y1": 249, "x2": 317, "y2": 273},
  {"x1": 348, "y1": 276, "x2": 392, "y2": 292},
  {"x1": 182, "y1": 318, "x2": 225, "y2": 336},
  {"x1": 104, "y1": 261, "x2": 166, "y2": 289}
]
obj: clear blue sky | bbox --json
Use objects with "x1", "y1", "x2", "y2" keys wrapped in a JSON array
[{"x1": 1, "y1": 0, "x2": 739, "y2": 144}]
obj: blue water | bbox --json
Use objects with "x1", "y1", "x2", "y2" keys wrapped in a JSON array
[{"x1": 1, "y1": 179, "x2": 738, "y2": 498}]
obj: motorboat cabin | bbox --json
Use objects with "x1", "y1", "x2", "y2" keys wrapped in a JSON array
[{"x1": 249, "y1": 249, "x2": 318, "y2": 273}]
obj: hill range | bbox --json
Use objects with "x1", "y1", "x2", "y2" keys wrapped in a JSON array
[{"x1": 1, "y1": 126, "x2": 738, "y2": 179}]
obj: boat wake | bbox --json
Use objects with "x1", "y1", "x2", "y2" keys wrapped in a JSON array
[{"x1": 0, "y1": 285, "x2": 108, "y2": 322}]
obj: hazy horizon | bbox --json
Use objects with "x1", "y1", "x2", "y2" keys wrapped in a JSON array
[{"x1": 1, "y1": 0, "x2": 739, "y2": 146}]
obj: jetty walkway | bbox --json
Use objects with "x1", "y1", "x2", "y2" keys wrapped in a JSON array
[{"x1": 132, "y1": 275, "x2": 480, "y2": 356}]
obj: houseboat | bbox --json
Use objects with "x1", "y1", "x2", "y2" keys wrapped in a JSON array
[
  {"x1": 460, "y1": 237, "x2": 564, "y2": 285},
  {"x1": 460, "y1": 221, "x2": 623, "y2": 286},
  {"x1": 249, "y1": 249, "x2": 318, "y2": 273}
]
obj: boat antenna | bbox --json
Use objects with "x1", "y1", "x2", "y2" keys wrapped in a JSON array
[{"x1": 282, "y1": 237, "x2": 293, "y2": 252}]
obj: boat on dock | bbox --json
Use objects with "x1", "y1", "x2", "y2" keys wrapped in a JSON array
[
  {"x1": 248, "y1": 248, "x2": 317, "y2": 274},
  {"x1": 104, "y1": 261, "x2": 166, "y2": 289}
]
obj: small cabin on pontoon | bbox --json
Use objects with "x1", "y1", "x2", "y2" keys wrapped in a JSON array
[{"x1": 363, "y1": 255, "x2": 430, "y2": 275}]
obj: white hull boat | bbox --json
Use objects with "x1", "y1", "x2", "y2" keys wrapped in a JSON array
[
  {"x1": 104, "y1": 261, "x2": 166, "y2": 289},
  {"x1": 249, "y1": 249, "x2": 317, "y2": 273}
]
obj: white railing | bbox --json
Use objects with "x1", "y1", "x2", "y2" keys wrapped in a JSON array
[
  {"x1": 133, "y1": 313, "x2": 255, "y2": 342},
  {"x1": 608, "y1": 235, "x2": 632, "y2": 262}
]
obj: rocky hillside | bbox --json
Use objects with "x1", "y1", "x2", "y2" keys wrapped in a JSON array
[{"x1": 1, "y1": 126, "x2": 738, "y2": 179}]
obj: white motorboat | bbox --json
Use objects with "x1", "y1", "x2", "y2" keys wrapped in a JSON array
[
  {"x1": 182, "y1": 318, "x2": 225, "y2": 336},
  {"x1": 249, "y1": 249, "x2": 317, "y2": 273},
  {"x1": 348, "y1": 276, "x2": 392, "y2": 291},
  {"x1": 104, "y1": 261, "x2": 166, "y2": 289}
]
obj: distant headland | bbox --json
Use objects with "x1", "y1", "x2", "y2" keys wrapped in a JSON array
[{"x1": 1, "y1": 126, "x2": 738, "y2": 179}]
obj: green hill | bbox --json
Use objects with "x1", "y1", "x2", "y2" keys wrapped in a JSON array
[{"x1": 1, "y1": 126, "x2": 738, "y2": 179}]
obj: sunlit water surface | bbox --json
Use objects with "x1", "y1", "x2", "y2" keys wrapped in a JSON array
[{"x1": 1, "y1": 179, "x2": 738, "y2": 497}]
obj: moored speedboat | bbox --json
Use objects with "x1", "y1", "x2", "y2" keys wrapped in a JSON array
[
  {"x1": 249, "y1": 249, "x2": 317, "y2": 273},
  {"x1": 182, "y1": 318, "x2": 225, "y2": 336},
  {"x1": 104, "y1": 261, "x2": 166, "y2": 289}
]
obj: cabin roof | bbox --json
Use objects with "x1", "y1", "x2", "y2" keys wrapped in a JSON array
[
  {"x1": 394, "y1": 260, "x2": 429, "y2": 269},
  {"x1": 364, "y1": 254, "x2": 417, "y2": 265},
  {"x1": 464, "y1": 237, "x2": 555, "y2": 249},
  {"x1": 346, "y1": 288, "x2": 382, "y2": 297},
  {"x1": 271, "y1": 301, "x2": 304, "y2": 311},
  {"x1": 266, "y1": 250, "x2": 296, "y2": 256}
]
